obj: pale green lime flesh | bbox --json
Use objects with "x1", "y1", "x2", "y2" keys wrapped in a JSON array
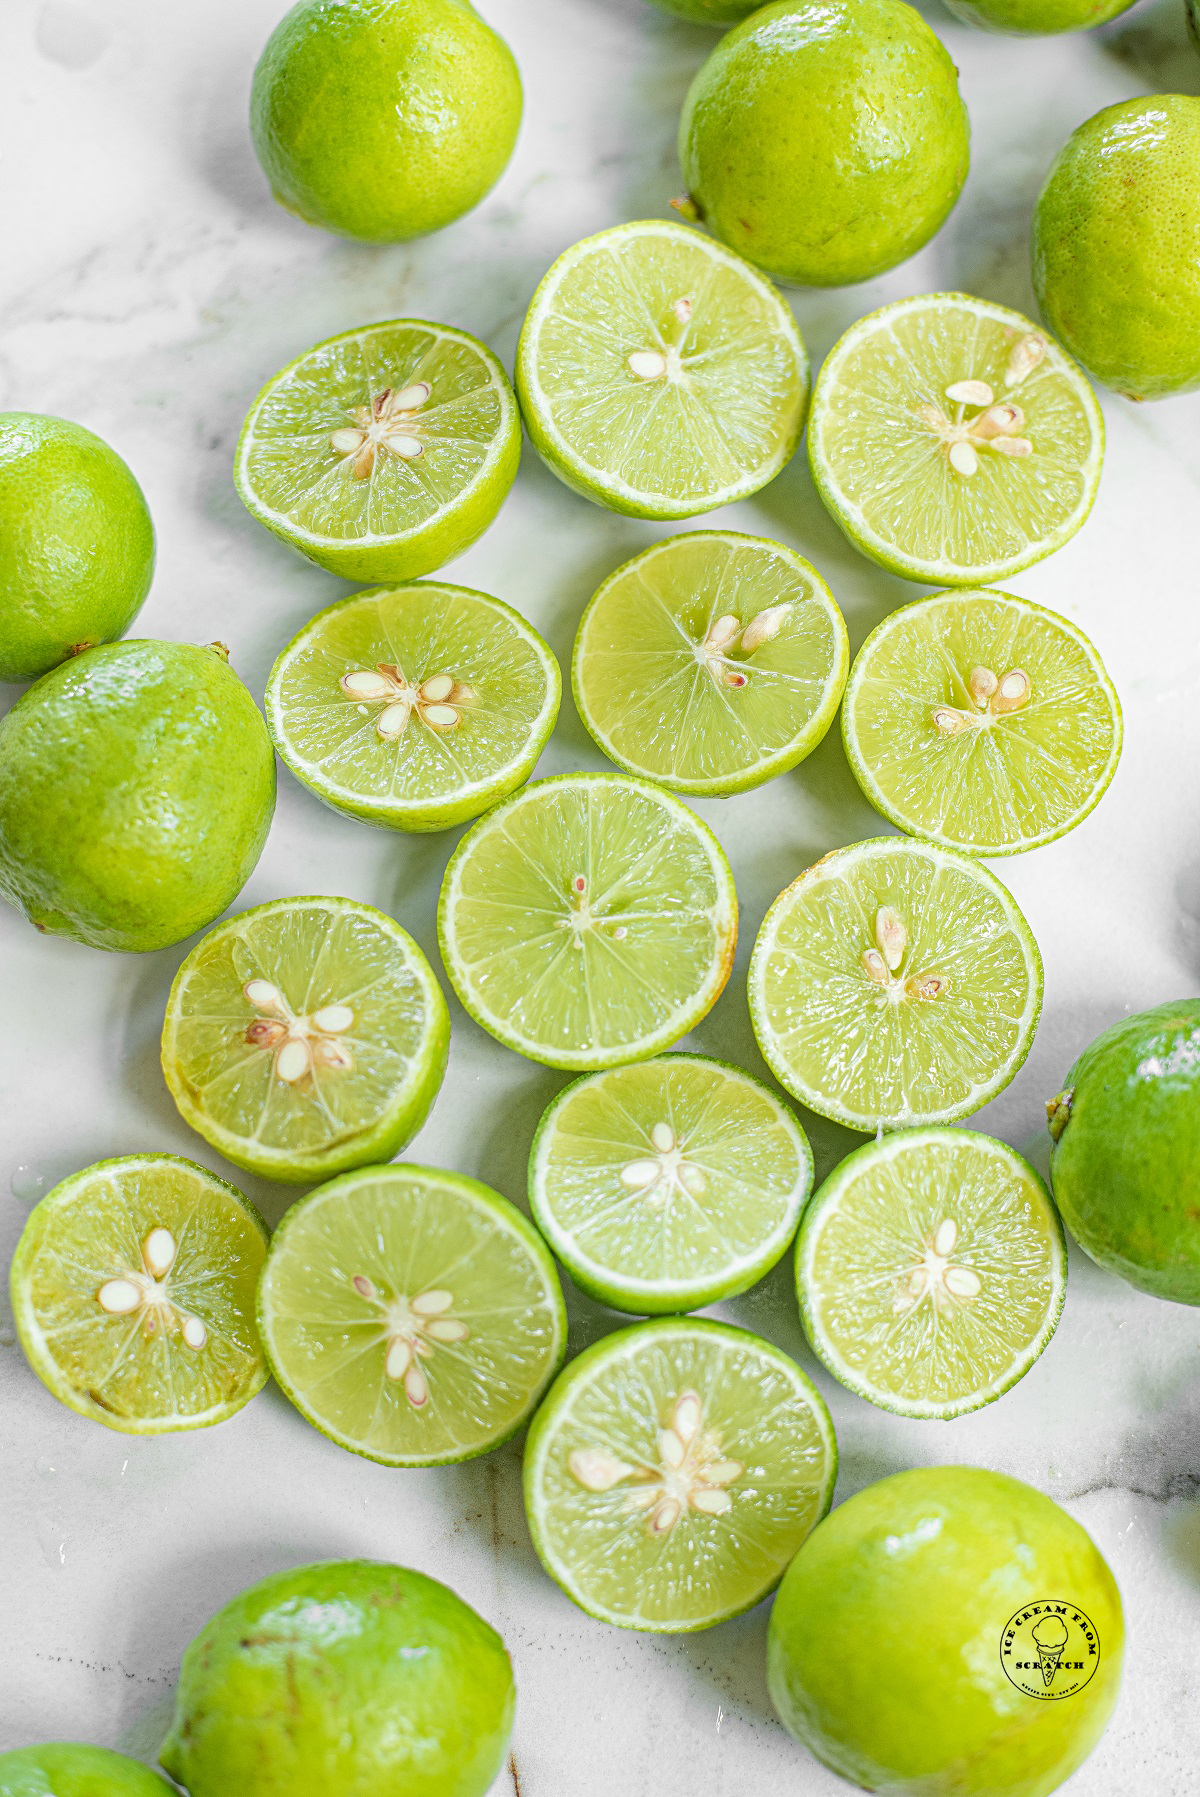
[
  {"x1": 516, "y1": 220, "x2": 809, "y2": 520},
  {"x1": 842, "y1": 589, "x2": 1122, "y2": 855},
  {"x1": 523, "y1": 1317, "x2": 836, "y2": 1632},
  {"x1": 161, "y1": 897, "x2": 450, "y2": 1185},
  {"x1": 809, "y1": 292, "x2": 1103, "y2": 585},
  {"x1": 529, "y1": 1053, "x2": 811, "y2": 1313},
  {"x1": 266, "y1": 583, "x2": 561, "y2": 832},
  {"x1": 10, "y1": 1155, "x2": 268, "y2": 1433},
  {"x1": 235, "y1": 319, "x2": 520, "y2": 582},
  {"x1": 797, "y1": 1128, "x2": 1066, "y2": 1419},
  {"x1": 258, "y1": 1164, "x2": 567, "y2": 1466},
  {"x1": 438, "y1": 772, "x2": 738, "y2": 1071},
  {"x1": 749, "y1": 837, "x2": 1042, "y2": 1131},
  {"x1": 572, "y1": 532, "x2": 848, "y2": 797}
]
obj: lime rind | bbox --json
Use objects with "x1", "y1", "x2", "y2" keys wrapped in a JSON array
[
  {"x1": 796, "y1": 1128, "x2": 1067, "y2": 1421},
  {"x1": 264, "y1": 583, "x2": 561, "y2": 833},
  {"x1": 571, "y1": 531, "x2": 849, "y2": 798},
  {"x1": 841, "y1": 588, "x2": 1123, "y2": 856}
]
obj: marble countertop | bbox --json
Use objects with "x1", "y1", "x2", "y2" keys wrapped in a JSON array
[{"x1": 3, "y1": 0, "x2": 1200, "y2": 1791}]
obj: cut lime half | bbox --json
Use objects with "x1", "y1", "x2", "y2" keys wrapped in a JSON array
[
  {"x1": 797, "y1": 1129, "x2": 1066, "y2": 1420},
  {"x1": 749, "y1": 838, "x2": 1042, "y2": 1131},
  {"x1": 572, "y1": 532, "x2": 848, "y2": 797},
  {"x1": 808, "y1": 293, "x2": 1103, "y2": 586},
  {"x1": 523, "y1": 1317, "x2": 836, "y2": 1632},
  {"x1": 516, "y1": 219, "x2": 808, "y2": 519},
  {"x1": 438, "y1": 773, "x2": 738, "y2": 1071},
  {"x1": 842, "y1": 589, "x2": 1122, "y2": 856},
  {"x1": 234, "y1": 319, "x2": 520, "y2": 582},
  {"x1": 265, "y1": 583, "x2": 560, "y2": 832},
  {"x1": 10, "y1": 1155, "x2": 268, "y2": 1434},
  {"x1": 162, "y1": 897, "x2": 450, "y2": 1185},
  {"x1": 257, "y1": 1164, "x2": 567, "y2": 1466},
  {"x1": 529, "y1": 1054, "x2": 811, "y2": 1313}
]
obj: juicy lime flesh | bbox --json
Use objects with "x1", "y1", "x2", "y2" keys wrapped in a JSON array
[
  {"x1": 258, "y1": 1168, "x2": 566, "y2": 1465},
  {"x1": 798, "y1": 1130, "x2": 1065, "y2": 1418},
  {"x1": 843, "y1": 590, "x2": 1121, "y2": 854},
  {"x1": 266, "y1": 583, "x2": 559, "y2": 830},
  {"x1": 573, "y1": 532, "x2": 848, "y2": 795},
  {"x1": 162, "y1": 898, "x2": 448, "y2": 1182},
  {"x1": 524, "y1": 1320, "x2": 836, "y2": 1631},
  {"x1": 811, "y1": 295, "x2": 1102, "y2": 583},
  {"x1": 518, "y1": 222, "x2": 808, "y2": 516},
  {"x1": 439, "y1": 776, "x2": 738, "y2": 1070},
  {"x1": 530, "y1": 1055, "x2": 811, "y2": 1311},
  {"x1": 11, "y1": 1157, "x2": 267, "y2": 1432},
  {"x1": 751, "y1": 840, "x2": 1041, "y2": 1130}
]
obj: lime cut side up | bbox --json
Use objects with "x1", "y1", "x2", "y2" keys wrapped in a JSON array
[
  {"x1": 573, "y1": 531, "x2": 848, "y2": 797},
  {"x1": 842, "y1": 588, "x2": 1122, "y2": 855},
  {"x1": 529, "y1": 1053, "x2": 812, "y2": 1313},
  {"x1": 10, "y1": 1155, "x2": 268, "y2": 1433}
]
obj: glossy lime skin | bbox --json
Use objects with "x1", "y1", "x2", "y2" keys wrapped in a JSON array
[
  {"x1": 1048, "y1": 999, "x2": 1200, "y2": 1304},
  {"x1": 0, "y1": 641, "x2": 275, "y2": 952},
  {"x1": 648, "y1": 0, "x2": 766, "y2": 20},
  {"x1": 678, "y1": 0, "x2": 970, "y2": 287},
  {"x1": 942, "y1": 0, "x2": 1133, "y2": 31},
  {"x1": 0, "y1": 1745, "x2": 174, "y2": 1797},
  {"x1": 0, "y1": 414, "x2": 154, "y2": 684},
  {"x1": 159, "y1": 1560, "x2": 515, "y2": 1797},
  {"x1": 251, "y1": 0, "x2": 522, "y2": 243},
  {"x1": 1033, "y1": 97, "x2": 1200, "y2": 399},
  {"x1": 768, "y1": 1466, "x2": 1123, "y2": 1796}
]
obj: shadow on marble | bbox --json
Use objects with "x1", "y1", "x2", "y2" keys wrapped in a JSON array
[{"x1": 1100, "y1": 0, "x2": 1200, "y2": 95}]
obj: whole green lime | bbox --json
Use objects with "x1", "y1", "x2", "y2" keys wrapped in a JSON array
[
  {"x1": 0, "y1": 1744, "x2": 174, "y2": 1796},
  {"x1": 768, "y1": 1466, "x2": 1123, "y2": 1795},
  {"x1": 0, "y1": 414, "x2": 154, "y2": 684},
  {"x1": 1048, "y1": 999, "x2": 1200, "y2": 1303},
  {"x1": 250, "y1": 0, "x2": 522, "y2": 243},
  {"x1": 677, "y1": 0, "x2": 970, "y2": 287},
  {"x1": 648, "y1": 0, "x2": 765, "y2": 21},
  {"x1": 0, "y1": 641, "x2": 275, "y2": 953},
  {"x1": 1033, "y1": 96, "x2": 1200, "y2": 399},
  {"x1": 941, "y1": 0, "x2": 1134, "y2": 31},
  {"x1": 159, "y1": 1560, "x2": 515, "y2": 1797}
]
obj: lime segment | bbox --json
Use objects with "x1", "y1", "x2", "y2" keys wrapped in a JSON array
[
  {"x1": 842, "y1": 589, "x2": 1122, "y2": 855},
  {"x1": 573, "y1": 532, "x2": 848, "y2": 797},
  {"x1": 10, "y1": 1155, "x2": 268, "y2": 1434},
  {"x1": 258, "y1": 1164, "x2": 566, "y2": 1467},
  {"x1": 523, "y1": 1317, "x2": 836, "y2": 1632},
  {"x1": 797, "y1": 1128, "x2": 1066, "y2": 1420}
]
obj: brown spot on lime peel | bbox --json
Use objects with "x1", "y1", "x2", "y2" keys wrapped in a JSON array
[{"x1": 1047, "y1": 1088, "x2": 1073, "y2": 1143}]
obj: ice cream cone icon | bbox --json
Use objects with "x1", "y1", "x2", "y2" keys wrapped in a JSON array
[{"x1": 1032, "y1": 1614, "x2": 1069, "y2": 1686}]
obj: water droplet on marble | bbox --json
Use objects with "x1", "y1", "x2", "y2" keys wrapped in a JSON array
[{"x1": 11, "y1": 1164, "x2": 48, "y2": 1204}]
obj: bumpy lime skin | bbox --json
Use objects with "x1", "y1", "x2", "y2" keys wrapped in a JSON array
[
  {"x1": 0, "y1": 641, "x2": 275, "y2": 952},
  {"x1": 678, "y1": 0, "x2": 970, "y2": 287},
  {"x1": 648, "y1": 0, "x2": 766, "y2": 21},
  {"x1": 1049, "y1": 999, "x2": 1200, "y2": 1304},
  {"x1": 768, "y1": 1466, "x2": 1124, "y2": 1796},
  {"x1": 0, "y1": 414, "x2": 154, "y2": 684},
  {"x1": 0, "y1": 1743, "x2": 175, "y2": 1796},
  {"x1": 250, "y1": 0, "x2": 522, "y2": 243},
  {"x1": 1033, "y1": 96, "x2": 1200, "y2": 400},
  {"x1": 159, "y1": 1560, "x2": 515, "y2": 1797},
  {"x1": 941, "y1": 0, "x2": 1134, "y2": 32}
]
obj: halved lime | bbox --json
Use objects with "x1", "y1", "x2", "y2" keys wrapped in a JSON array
[
  {"x1": 808, "y1": 293, "x2": 1104, "y2": 586},
  {"x1": 529, "y1": 1053, "x2": 811, "y2": 1313},
  {"x1": 842, "y1": 589, "x2": 1122, "y2": 856},
  {"x1": 10, "y1": 1154, "x2": 268, "y2": 1434},
  {"x1": 234, "y1": 319, "x2": 520, "y2": 582},
  {"x1": 572, "y1": 532, "x2": 848, "y2": 798},
  {"x1": 516, "y1": 220, "x2": 808, "y2": 520},
  {"x1": 749, "y1": 838, "x2": 1042, "y2": 1131},
  {"x1": 438, "y1": 772, "x2": 738, "y2": 1070},
  {"x1": 265, "y1": 583, "x2": 560, "y2": 833},
  {"x1": 797, "y1": 1128, "x2": 1066, "y2": 1420},
  {"x1": 257, "y1": 1164, "x2": 567, "y2": 1466},
  {"x1": 162, "y1": 897, "x2": 450, "y2": 1185},
  {"x1": 523, "y1": 1317, "x2": 836, "y2": 1631}
]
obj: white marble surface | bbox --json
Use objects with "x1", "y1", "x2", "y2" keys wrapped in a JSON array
[{"x1": 3, "y1": 0, "x2": 1200, "y2": 1790}]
